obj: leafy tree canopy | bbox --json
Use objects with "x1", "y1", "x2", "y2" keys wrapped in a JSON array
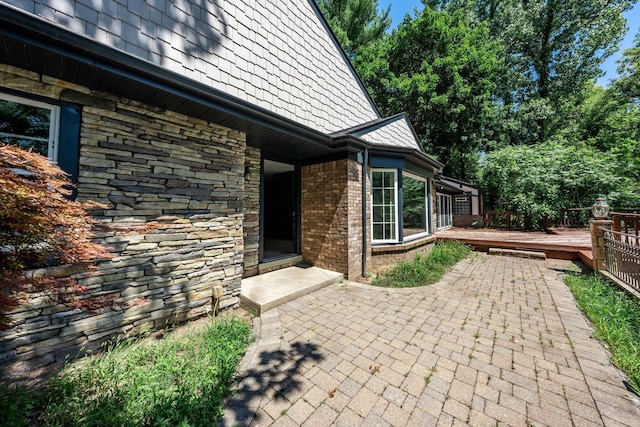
[
  {"x1": 615, "y1": 29, "x2": 640, "y2": 104},
  {"x1": 361, "y1": 6, "x2": 503, "y2": 181},
  {"x1": 316, "y1": 0, "x2": 391, "y2": 58}
]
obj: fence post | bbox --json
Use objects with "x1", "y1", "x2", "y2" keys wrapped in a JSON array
[{"x1": 590, "y1": 219, "x2": 613, "y2": 271}]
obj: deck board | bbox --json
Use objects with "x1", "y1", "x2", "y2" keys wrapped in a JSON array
[{"x1": 436, "y1": 228, "x2": 593, "y2": 266}]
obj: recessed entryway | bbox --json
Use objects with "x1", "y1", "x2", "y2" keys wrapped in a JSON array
[{"x1": 261, "y1": 159, "x2": 300, "y2": 262}]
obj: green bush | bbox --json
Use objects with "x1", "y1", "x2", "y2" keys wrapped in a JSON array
[{"x1": 372, "y1": 241, "x2": 471, "y2": 288}]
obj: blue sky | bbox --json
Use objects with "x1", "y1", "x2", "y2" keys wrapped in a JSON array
[{"x1": 378, "y1": 0, "x2": 640, "y2": 86}]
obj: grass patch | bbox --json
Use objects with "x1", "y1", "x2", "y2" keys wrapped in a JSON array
[
  {"x1": 372, "y1": 240, "x2": 471, "y2": 288},
  {"x1": 565, "y1": 273, "x2": 640, "y2": 392},
  {"x1": 1, "y1": 316, "x2": 252, "y2": 427}
]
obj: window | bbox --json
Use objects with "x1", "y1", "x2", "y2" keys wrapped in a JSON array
[
  {"x1": 371, "y1": 169, "x2": 397, "y2": 242},
  {"x1": 0, "y1": 91, "x2": 81, "y2": 185},
  {"x1": 0, "y1": 93, "x2": 60, "y2": 161},
  {"x1": 454, "y1": 195, "x2": 471, "y2": 215},
  {"x1": 437, "y1": 194, "x2": 453, "y2": 229},
  {"x1": 402, "y1": 173, "x2": 428, "y2": 240}
]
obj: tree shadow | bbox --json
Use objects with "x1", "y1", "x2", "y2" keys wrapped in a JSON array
[
  {"x1": 55, "y1": 0, "x2": 228, "y2": 62},
  {"x1": 223, "y1": 341, "x2": 324, "y2": 426}
]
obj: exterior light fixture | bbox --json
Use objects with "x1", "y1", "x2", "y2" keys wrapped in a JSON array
[{"x1": 591, "y1": 198, "x2": 610, "y2": 220}]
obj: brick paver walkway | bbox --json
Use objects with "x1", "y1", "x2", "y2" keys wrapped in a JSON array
[{"x1": 223, "y1": 254, "x2": 640, "y2": 426}]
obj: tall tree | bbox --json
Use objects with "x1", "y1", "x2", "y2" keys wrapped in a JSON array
[
  {"x1": 316, "y1": 0, "x2": 391, "y2": 58},
  {"x1": 615, "y1": 30, "x2": 640, "y2": 104},
  {"x1": 425, "y1": 0, "x2": 635, "y2": 145},
  {"x1": 360, "y1": 7, "x2": 503, "y2": 181}
]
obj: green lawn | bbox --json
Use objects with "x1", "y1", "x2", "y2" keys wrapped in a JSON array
[
  {"x1": 565, "y1": 274, "x2": 640, "y2": 393},
  {"x1": 1, "y1": 315, "x2": 252, "y2": 427},
  {"x1": 372, "y1": 240, "x2": 472, "y2": 288}
]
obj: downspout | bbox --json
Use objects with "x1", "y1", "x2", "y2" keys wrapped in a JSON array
[{"x1": 362, "y1": 149, "x2": 369, "y2": 277}]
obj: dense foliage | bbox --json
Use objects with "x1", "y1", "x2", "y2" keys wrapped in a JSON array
[
  {"x1": 316, "y1": 0, "x2": 391, "y2": 58},
  {"x1": 0, "y1": 145, "x2": 111, "y2": 329},
  {"x1": 319, "y1": 0, "x2": 640, "y2": 213}
]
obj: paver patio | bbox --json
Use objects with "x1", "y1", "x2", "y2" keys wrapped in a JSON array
[{"x1": 223, "y1": 254, "x2": 640, "y2": 426}]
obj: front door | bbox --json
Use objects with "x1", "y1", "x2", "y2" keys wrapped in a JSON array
[{"x1": 261, "y1": 159, "x2": 300, "y2": 261}]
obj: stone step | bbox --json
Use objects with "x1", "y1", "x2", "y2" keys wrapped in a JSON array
[
  {"x1": 488, "y1": 248, "x2": 547, "y2": 260},
  {"x1": 240, "y1": 266, "x2": 343, "y2": 315}
]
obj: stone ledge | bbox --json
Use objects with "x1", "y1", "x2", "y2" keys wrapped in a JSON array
[{"x1": 371, "y1": 234, "x2": 437, "y2": 255}]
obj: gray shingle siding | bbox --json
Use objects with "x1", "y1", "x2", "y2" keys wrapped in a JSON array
[
  {"x1": 358, "y1": 117, "x2": 423, "y2": 151},
  {"x1": 9, "y1": 0, "x2": 378, "y2": 133}
]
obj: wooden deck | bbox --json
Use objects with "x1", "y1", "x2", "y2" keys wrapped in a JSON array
[{"x1": 436, "y1": 227, "x2": 594, "y2": 268}]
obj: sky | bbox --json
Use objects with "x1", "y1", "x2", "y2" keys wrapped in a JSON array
[{"x1": 378, "y1": 0, "x2": 640, "y2": 86}]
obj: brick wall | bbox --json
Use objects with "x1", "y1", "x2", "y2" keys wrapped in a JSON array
[
  {"x1": 369, "y1": 236, "x2": 438, "y2": 275},
  {"x1": 453, "y1": 215, "x2": 484, "y2": 228},
  {"x1": 0, "y1": 64, "x2": 247, "y2": 375}
]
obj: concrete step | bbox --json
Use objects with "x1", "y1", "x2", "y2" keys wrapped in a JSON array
[
  {"x1": 240, "y1": 266, "x2": 343, "y2": 315},
  {"x1": 488, "y1": 247, "x2": 547, "y2": 260}
]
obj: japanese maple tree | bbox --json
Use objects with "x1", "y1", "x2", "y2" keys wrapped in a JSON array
[{"x1": 0, "y1": 144, "x2": 112, "y2": 329}]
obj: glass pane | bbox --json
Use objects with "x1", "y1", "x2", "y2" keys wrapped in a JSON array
[
  {"x1": 373, "y1": 206, "x2": 383, "y2": 222},
  {"x1": 0, "y1": 100, "x2": 51, "y2": 156},
  {"x1": 372, "y1": 172, "x2": 382, "y2": 187},
  {"x1": 373, "y1": 189, "x2": 382, "y2": 204},
  {"x1": 383, "y1": 172, "x2": 393, "y2": 187},
  {"x1": 383, "y1": 189, "x2": 393, "y2": 204},
  {"x1": 384, "y1": 224, "x2": 391, "y2": 239},
  {"x1": 373, "y1": 224, "x2": 383, "y2": 240},
  {"x1": 403, "y1": 175, "x2": 426, "y2": 236}
]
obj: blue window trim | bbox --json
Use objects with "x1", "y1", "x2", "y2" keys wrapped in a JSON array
[{"x1": 57, "y1": 104, "x2": 81, "y2": 185}]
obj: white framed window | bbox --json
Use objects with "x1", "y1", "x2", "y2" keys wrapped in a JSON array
[
  {"x1": 371, "y1": 169, "x2": 398, "y2": 243},
  {"x1": 437, "y1": 194, "x2": 453, "y2": 229},
  {"x1": 402, "y1": 172, "x2": 429, "y2": 241},
  {"x1": 0, "y1": 92, "x2": 61, "y2": 162}
]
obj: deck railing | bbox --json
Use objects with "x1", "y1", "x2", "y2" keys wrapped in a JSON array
[
  {"x1": 612, "y1": 211, "x2": 640, "y2": 236},
  {"x1": 483, "y1": 208, "x2": 591, "y2": 231},
  {"x1": 604, "y1": 212, "x2": 640, "y2": 292}
]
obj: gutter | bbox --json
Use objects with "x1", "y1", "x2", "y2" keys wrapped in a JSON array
[{"x1": 361, "y1": 149, "x2": 369, "y2": 277}]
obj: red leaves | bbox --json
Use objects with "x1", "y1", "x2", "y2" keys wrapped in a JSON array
[{"x1": 0, "y1": 144, "x2": 114, "y2": 330}]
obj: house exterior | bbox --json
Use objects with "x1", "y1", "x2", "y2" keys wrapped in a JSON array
[
  {"x1": 0, "y1": 0, "x2": 443, "y2": 372},
  {"x1": 435, "y1": 176, "x2": 484, "y2": 229}
]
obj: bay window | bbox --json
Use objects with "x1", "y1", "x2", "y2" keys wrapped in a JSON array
[
  {"x1": 402, "y1": 173, "x2": 428, "y2": 240},
  {"x1": 371, "y1": 169, "x2": 398, "y2": 243}
]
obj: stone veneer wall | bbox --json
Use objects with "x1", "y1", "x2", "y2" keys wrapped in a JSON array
[
  {"x1": 0, "y1": 64, "x2": 247, "y2": 374},
  {"x1": 243, "y1": 147, "x2": 261, "y2": 277},
  {"x1": 302, "y1": 159, "x2": 364, "y2": 279}
]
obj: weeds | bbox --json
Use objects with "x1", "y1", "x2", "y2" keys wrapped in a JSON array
[
  {"x1": 372, "y1": 241, "x2": 471, "y2": 288},
  {"x1": 565, "y1": 273, "x2": 640, "y2": 392},
  {"x1": 1, "y1": 316, "x2": 252, "y2": 427}
]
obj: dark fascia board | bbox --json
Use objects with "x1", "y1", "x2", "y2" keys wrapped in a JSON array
[
  {"x1": 308, "y1": 0, "x2": 382, "y2": 118},
  {"x1": 439, "y1": 175, "x2": 482, "y2": 191},
  {"x1": 331, "y1": 134, "x2": 443, "y2": 173},
  {"x1": 332, "y1": 113, "x2": 405, "y2": 137},
  {"x1": 0, "y1": 3, "x2": 337, "y2": 151},
  {"x1": 434, "y1": 180, "x2": 465, "y2": 195},
  {"x1": 436, "y1": 175, "x2": 483, "y2": 194}
]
